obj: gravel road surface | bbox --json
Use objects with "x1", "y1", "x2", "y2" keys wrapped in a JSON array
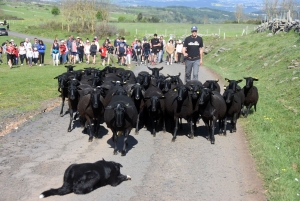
[{"x1": 0, "y1": 35, "x2": 266, "y2": 200}]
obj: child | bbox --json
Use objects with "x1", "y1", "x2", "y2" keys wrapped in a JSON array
[
  {"x1": 13, "y1": 45, "x2": 19, "y2": 65},
  {"x1": 89, "y1": 40, "x2": 97, "y2": 64},
  {"x1": 26, "y1": 47, "x2": 33, "y2": 66},
  {"x1": 33, "y1": 47, "x2": 39, "y2": 65},
  {"x1": 126, "y1": 46, "x2": 132, "y2": 66},
  {"x1": 135, "y1": 41, "x2": 142, "y2": 66},
  {"x1": 99, "y1": 43, "x2": 107, "y2": 66}
]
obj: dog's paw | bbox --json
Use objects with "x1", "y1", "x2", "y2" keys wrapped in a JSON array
[
  {"x1": 126, "y1": 175, "x2": 131, "y2": 180},
  {"x1": 39, "y1": 194, "x2": 44, "y2": 199}
]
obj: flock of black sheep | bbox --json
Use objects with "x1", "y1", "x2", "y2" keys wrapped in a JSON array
[{"x1": 54, "y1": 65, "x2": 259, "y2": 156}]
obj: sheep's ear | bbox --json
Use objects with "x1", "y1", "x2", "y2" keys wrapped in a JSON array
[
  {"x1": 253, "y1": 77, "x2": 259, "y2": 81},
  {"x1": 223, "y1": 86, "x2": 227, "y2": 90},
  {"x1": 178, "y1": 72, "x2": 181, "y2": 76},
  {"x1": 237, "y1": 79, "x2": 243, "y2": 83},
  {"x1": 215, "y1": 79, "x2": 219, "y2": 82},
  {"x1": 225, "y1": 78, "x2": 229, "y2": 82},
  {"x1": 159, "y1": 67, "x2": 163, "y2": 70},
  {"x1": 243, "y1": 77, "x2": 247, "y2": 79},
  {"x1": 160, "y1": 95, "x2": 165, "y2": 99},
  {"x1": 173, "y1": 88, "x2": 177, "y2": 92}
]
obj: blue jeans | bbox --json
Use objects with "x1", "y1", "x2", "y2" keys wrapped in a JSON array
[
  {"x1": 185, "y1": 59, "x2": 200, "y2": 83},
  {"x1": 158, "y1": 50, "x2": 163, "y2": 63},
  {"x1": 61, "y1": 54, "x2": 66, "y2": 64}
]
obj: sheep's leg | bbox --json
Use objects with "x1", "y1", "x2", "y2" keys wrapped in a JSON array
[
  {"x1": 232, "y1": 113, "x2": 237, "y2": 132},
  {"x1": 211, "y1": 117, "x2": 216, "y2": 144},
  {"x1": 67, "y1": 108, "x2": 73, "y2": 132},
  {"x1": 151, "y1": 115, "x2": 156, "y2": 137},
  {"x1": 162, "y1": 115, "x2": 166, "y2": 133},
  {"x1": 172, "y1": 117, "x2": 179, "y2": 142},
  {"x1": 179, "y1": 118, "x2": 183, "y2": 130},
  {"x1": 203, "y1": 119, "x2": 210, "y2": 140},
  {"x1": 112, "y1": 130, "x2": 118, "y2": 155},
  {"x1": 60, "y1": 96, "x2": 65, "y2": 117},
  {"x1": 86, "y1": 117, "x2": 94, "y2": 142},
  {"x1": 245, "y1": 104, "x2": 253, "y2": 117},
  {"x1": 223, "y1": 117, "x2": 227, "y2": 136},
  {"x1": 135, "y1": 113, "x2": 140, "y2": 135},
  {"x1": 189, "y1": 119, "x2": 194, "y2": 139},
  {"x1": 254, "y1": 104, "x2": 257, "y2": 112},
  {"x1": 94, "y1": 119, "x2": 99, "y2": 138},
  {"x1": 121, "y1": 129, "x2": 130, "y2": 156}
]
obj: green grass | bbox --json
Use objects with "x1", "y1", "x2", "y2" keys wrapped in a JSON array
[{"x1": 204, "y1": 31, "x2": 300, "y2": 200}]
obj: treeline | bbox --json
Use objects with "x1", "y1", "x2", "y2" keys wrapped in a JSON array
[{"x1": 117, "y1": 5, "x2": 246, "y2": 24}]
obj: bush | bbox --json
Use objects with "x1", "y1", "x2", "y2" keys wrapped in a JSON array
[{"x1": 95, "y1": 23, "x2": 118, "y2": 38}]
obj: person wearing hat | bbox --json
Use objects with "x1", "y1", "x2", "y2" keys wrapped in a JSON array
[{"x1": 182, "y1": 26, "x2": 203, "y2": 82}]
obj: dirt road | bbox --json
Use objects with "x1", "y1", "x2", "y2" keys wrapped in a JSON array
[{"x1": 0, "y1": 62, "x2": 266, "y2": 201}]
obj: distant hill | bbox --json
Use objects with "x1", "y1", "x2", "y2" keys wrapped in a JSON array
[
  {"x1": 111, "y1": 5, "x2": 258, "y2": 23},
  {"x1": 112, "y1": 0, "x2": 263, "y2": 13}
]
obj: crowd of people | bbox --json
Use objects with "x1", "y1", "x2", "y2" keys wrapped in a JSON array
[
  {"x1": 0, "y1": 38, "x2": 46, "y2": 68},
  {"x1": 0, "y1": 34, "x2": 191, "y2": 69}
]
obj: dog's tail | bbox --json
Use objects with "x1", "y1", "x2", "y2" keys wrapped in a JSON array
[{"x1": 39, "y1": 185, "x2": 72, "y2": 199}]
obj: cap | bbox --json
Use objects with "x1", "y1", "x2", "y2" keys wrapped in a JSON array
[
  {"x1": 61, "y1": 40, "x2": 65, "y2": 43},
  {"x1": 191, "y1": 26, "x2": 198, "y2": 31},
  {"x1": 76, "y1": 36, "x2": 80, "y2": 39},
  {"x1": 10, "y1": 39, "x2": 14, "y2": 42}
]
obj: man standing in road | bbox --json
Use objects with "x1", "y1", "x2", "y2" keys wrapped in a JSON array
[{"x1": 182, "y1": 26, "x2": 203, "y2": 82}]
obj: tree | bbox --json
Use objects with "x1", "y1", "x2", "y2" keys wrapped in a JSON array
[
  {"x1": 203, "y1": 15, "x2": 209, "y2": 24},
  {"x1": 280, "y1": 0, "x2": 298, "y2": 19},
  {"x1": 262, "y1": 0, "x2": 279, "y2": 20},
  {"x1": 234, "y1": 4, "x2": 244, "y2": 23},
  {"x1": 118, "y1": 16, "x2": 126, "y2": 22},
  {"x1": 51, "y1": 6, "x2": 60, "y2": 17},
  {"x1": 137, "y1": 13, "x2": 143, "y2": 21},
  {"x1": 96, "y1": 11, "x2": 103, "y2": 20}
]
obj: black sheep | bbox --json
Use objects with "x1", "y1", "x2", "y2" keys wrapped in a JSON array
[
  {"x1": 147, "y1": 66, "x2": 163, "y2": 78},
  {"x1": 222, "y1": 88, "x2": 242, "y2": 134},
  {"x1": 164, "y1": 84, "x2": 196, "y2": 141},
  {"x1": 104, "y1": 95, "x2": 138, "y2": 156},
  {"x1": 198, "y1": 88, "x2": 227, "y2": 144},
  {"x1": 144, "y1": 86, "x2": 166, "y2": 137},
  {"x1": 242, "y1": 77, "x2": 259, "y2": 117},
  {"x1": 203, "y1": 79, "x2": 220, "y2": 93},
  {"x1": 77, "y1": 86, "x2": 105, "y2": 142},
  {"x1": 129, "y1": 83, "x2": 145, "y2": 134}
]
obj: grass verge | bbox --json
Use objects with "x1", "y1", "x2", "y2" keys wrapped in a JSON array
[{"x1": 204, "y1": 31, "x2": 300, "y2": 200}]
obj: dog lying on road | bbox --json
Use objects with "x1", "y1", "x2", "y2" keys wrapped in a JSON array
[{"x1": 39, "y1": 159, "x2": 131, "y2": 198}]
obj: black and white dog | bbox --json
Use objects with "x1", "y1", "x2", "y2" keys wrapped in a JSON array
[{"x1": 39, "y1": 159, "x2": 131, "y2": 198}]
